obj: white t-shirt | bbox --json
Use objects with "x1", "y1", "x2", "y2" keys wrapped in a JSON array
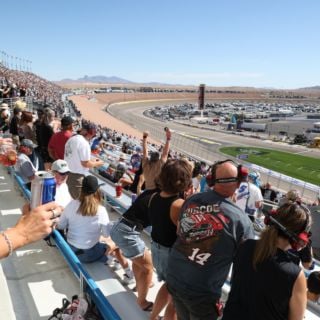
[
  {"x1": 235, "y1": 182, "x2": 263, "y2": 216},
  {"x1": 55, "y1": 182, "x2": 72, "y2": 207},
  {"x1": 64, "y1": 134, "x2": 91, "y2": 175},
  {"x1": 57, "y1": 200, "x2": 110, "y2": 249}
]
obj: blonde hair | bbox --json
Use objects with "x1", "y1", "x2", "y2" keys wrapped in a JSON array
[
  {"x1": 42, "y1": 107, "x2": 55, "y2": 125},
  {"x1": 77, "y1": 189, "x2": 102, "y2": 216}
]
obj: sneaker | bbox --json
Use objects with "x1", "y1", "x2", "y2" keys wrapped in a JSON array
[
  {"x1": 122, "y1": 273, "x2": 135, "y2": 285},
  {"x1": 253, "y1": 219, "x2": 265, "y2": 232},
  {"x1": 113, "y1": 261, "x2": 122, "y2": 271},
  {"x1": 105, "y1": 258, "x2": 121, "y2": 270}
]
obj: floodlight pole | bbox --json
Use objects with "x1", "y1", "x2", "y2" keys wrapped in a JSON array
[{"x1": 198, "y1": 84, "x2": 205, "y2": 118}]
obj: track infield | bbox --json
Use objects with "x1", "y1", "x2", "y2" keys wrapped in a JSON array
[{"x1": 220, "y1": 146, "x2": 320, "y2": 185}]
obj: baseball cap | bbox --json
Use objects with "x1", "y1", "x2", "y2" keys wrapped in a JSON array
[
  {"x1": 0, "y1": 103, "x2": 9, "y2": 110},
  {"x1": 248, "y1": 171, "x2": 259, "y2": 180},
  {"x1": 21, "y1": 139, "x2": 37, "y2": 149},
  {"x1": 61, "y1": 115, "x2": 74, "y2": 127},
  {"x1": 52, "y1": 159, "x2": 70, "y2": 174},
  {"x1": 135, "y1": 146, "x2": 142, "y2": 152},
  {"x1": 82, "y1": 175, "x2": 105, "y2": 195}
]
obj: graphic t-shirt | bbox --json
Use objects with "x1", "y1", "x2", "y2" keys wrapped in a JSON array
[{"x1": 167, "y1": 190, "x2": 254, "y2": 298}]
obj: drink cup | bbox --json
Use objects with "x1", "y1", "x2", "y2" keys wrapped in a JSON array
[
  {"x1": 115, "y1": 183, "x2": 122, "y2": 197},
  {"x1": 0, "y1": 144, "x2": 17, "y2": 166}
]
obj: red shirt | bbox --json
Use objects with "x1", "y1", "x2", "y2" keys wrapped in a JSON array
[{"x1": 48, "y1": 130, "x2": 73, "y2": 160}]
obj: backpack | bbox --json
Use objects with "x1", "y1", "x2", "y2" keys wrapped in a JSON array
[{"x1": 48, "y1": 294, "x2": 101, "y2": 320}]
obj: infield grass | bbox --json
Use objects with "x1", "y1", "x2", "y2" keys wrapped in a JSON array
[{"x1": 220, "y1": 146, "x2": 320, "y2": 185}]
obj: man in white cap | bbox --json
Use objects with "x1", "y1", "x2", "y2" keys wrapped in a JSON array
[{"x1": 51, "y1": 159, "x2": 72, "y2": 207}]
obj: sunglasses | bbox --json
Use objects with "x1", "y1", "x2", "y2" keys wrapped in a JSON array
[{"x1": 54, "y1": 171, "x2": 69, "y2": 176}]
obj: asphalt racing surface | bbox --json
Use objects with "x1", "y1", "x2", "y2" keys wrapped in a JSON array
[{"x1": 108, "y1": 99, "x2": 320, "y2": 158}]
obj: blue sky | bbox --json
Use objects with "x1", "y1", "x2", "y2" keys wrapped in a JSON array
[{"x1": 1, "y1": 0, "x2": 320, "y2": 88}]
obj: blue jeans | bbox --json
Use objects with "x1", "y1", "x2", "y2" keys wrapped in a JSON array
[{"x1": 68, "y1": 242, "x2": 108, "y2": 263}]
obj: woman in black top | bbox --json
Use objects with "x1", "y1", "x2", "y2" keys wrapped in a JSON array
[
  {"x1": 110, "y1": 177, "x2": 159, "y2": 311},
  {"x1": 110, "y1": 159, "x2": 192, "y2": 313},
  {"x1": 149, "y1": 159, "x2": 193, "y2": 320},
  {"x1": 222, "y1": 202, "x2": 310, "y2": 320}
]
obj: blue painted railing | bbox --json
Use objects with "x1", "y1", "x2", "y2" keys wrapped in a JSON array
[{"x1": 12, "y1": 172, "x2": 121, "y2": 320}]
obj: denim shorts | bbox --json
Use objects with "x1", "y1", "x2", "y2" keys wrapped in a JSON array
[
  {"x1": 68, "y1": 242, "x2": 108, "y2": 263},
  {"x1": 110, "y1": 219, "x2": 145, "y2": 259},
  {"x1": 151, "y1": 241, "x2": 171, "y2": 281}
]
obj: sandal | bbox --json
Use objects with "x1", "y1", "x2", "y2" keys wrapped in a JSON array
[{"x1": 142, "y1": 302, "x2": 153, "y2": 312}]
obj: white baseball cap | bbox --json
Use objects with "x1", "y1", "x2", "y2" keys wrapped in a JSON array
[{"x1": 52, "y1": 159, "x2": 70, "y2": 174}]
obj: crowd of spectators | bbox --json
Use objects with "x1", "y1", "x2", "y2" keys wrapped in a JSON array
[{"x1": 0, "y1": 63, "x2": 65, "y2": 115}]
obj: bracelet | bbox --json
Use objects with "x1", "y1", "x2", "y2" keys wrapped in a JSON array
[{"x1": 1, "y1": 232, "x2": 13, "y2": 256}]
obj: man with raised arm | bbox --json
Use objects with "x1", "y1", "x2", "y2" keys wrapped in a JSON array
[{"x1": 141, "y1": 128, "x2": 171, "y2": 195}]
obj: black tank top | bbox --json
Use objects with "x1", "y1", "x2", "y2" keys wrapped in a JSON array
[
  {"x1": 223, "y1": 239, "x2": 301, "y2": 320},
  {"x1": 149, "y1": 193, "x2": 180, "y2": 247}
]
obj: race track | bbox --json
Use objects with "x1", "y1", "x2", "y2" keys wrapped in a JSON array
[{"x1": 106, "y1": 99, "x2": 320, "y2": 202}]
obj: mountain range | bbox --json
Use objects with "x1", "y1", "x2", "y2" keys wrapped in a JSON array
[
  {"x1": 55, "y1": 75, "x2": 320, "y2": 91},
  {"x1": 57, "y1": 75, "x2": 133, "y2": 84}
]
